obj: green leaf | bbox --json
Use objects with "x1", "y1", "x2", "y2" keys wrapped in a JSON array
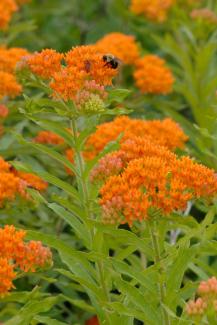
[
  {"x1": 47, "y1": 202, "x2": 91, "y2": 246},
  {"x1": 5, "y1": 296, "x2": 60, "y2": 325},
  {"x1": 11, "y1": 161, "x2": 80, "y2": 201},
  {"x1": 113, "y1": 276, "x2": 160, "y2": 325},
  {"x1": 107, "y1": 88, "x2": 131, "y2": 103},
  {"x1": 34, "y1": 316, "x2": 68, "y2": 325}
]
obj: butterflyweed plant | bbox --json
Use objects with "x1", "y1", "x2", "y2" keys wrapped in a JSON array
[
  {"x1": 0, "y1": 1, "x2": 217, "y2": 325},
  {"x1": 0, "y1": 40, "x2": 212, "y2": 325}
]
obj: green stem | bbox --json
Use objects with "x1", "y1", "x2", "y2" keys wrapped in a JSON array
[
  {"x1": 148, "y1": 222, "x2": 170, "y2": 325},
  {"x1": 70, "y1": 117, "x2": 111, "y2": 325}
]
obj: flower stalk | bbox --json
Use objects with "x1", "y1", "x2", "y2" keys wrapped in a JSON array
[{"x1": 148, "y1": 221, "x2": 171, "y2": 325}]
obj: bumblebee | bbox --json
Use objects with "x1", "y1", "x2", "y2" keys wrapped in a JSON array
[{"x1": 103, "y1": 54, "x2": 120, "y2": 69}]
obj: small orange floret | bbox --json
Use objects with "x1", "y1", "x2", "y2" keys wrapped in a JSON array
[
  {"x1": 130, "y1": 0, "x2": 175, "y2": 22},
  {"x1": 0, "y1": 258, "x2": 16, "y2": 297},
  {"x1": 0, "y1": 71, "x2": 22, "y2": 99},
  {"x1": 0, "y1": 47, "x2": 29, "y2": 73},
  {"x1": 0, "y1": 0, "x2": 18, "y2": 30},
  {"x1": 134, "y1": 55, "x2": 174, "y2": 94},
  {"x1": 95, "y1": 32, "x2": 140, "y2": 65},
  {"x1": 34, "y1": 130, "x2": 64, "y2": 145},
  {"x1": 26, "y1": 49, "x2": 64, "y2": 78},
  {"x1": 65, "y1": 45, "x2": 117, "y2": 86}
]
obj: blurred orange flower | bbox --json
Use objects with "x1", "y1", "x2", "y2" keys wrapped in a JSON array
[
  {"x1": 0, "y1": 47, "x2": 29, "y2": 73},
  {"x1": 130, "y1": 0, "x2": 175, "y2": 22},
  {"x1": 0, "y1": 0, "x2": 18, "y2": 30},
  {"x1": 0, "y1": 258, "x2": 16, "y2": 297},
  {"x1": 0, "y1": 71, "x2": 22, "y2": 99},
  {"x1": 95, "y1": 32, "x2": 140, "y2": 65},
  {"x1": 34, "y1": 130, "x2": 64, "y2": 145},
  {"x1": 134, "y1": 55, "x2": 174, "y2": 94}
]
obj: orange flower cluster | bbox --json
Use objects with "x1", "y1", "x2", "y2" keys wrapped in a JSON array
[
  {"x1": 34, "y1": 130, "x2": 64, "y2": 145},
  {"x1": 0, "y1": 71, "x2": 22, "y2": 99},
  {"x1": 0, "y1": 225, "x2": 52, "y2": 296},
  {"x1": 0, "y1": 156, "x2": 48, "y2": 206},
  {"x1": 0, "y1": 47, "x2": 28, "y2": 99},
  {"x1": 134, "y1": 55, "x2": 174, "y2": 94},
  {"x1": 95, "y1": 32, "x2": 140, "y2": 65},
  {"x1": 26, "y1": 45, "x2": 118, "y2": 101},
  {"x1": 130, "y1": 0, "x2": 175, "y2": 22},
  {"x1": 100, "y1": 142, "x2": 217, "y2": 224},
  {"x1": 91, "y1": 136, "x2": 175, "y2": 182},
  {"x1": 0, "y1": 47, "x2": 29, "y2": 73},
  {"x1": 186, "y1": 277, "x2": 217, "y2": 320},
  {"x1": 186, "y1": 298, "x2": 207, "y2": 317},
  {"x1": 26, "y1": 49, "x2": 64, "y2": 79},
  {"x1": 0, "y1": 0, "x2": 17, "y2": 30},
  {"x1": 0, "y1": 0, "x2": 31, "y2": 30},
  {"x1": 85, "y1": 115, "x2": 188, "y2": 160}
]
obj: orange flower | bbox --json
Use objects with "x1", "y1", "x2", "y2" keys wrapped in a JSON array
[
  {"x1": 186, "y1": 298, "x2": 207, "y2": 316},
  {"x1": 0, "y1": 258, "x2": 16, "y2": 297},
  {"x1": 0, "y1": 172, "x2": 20, "y2": 206},
  {"x1": 0, "y1": 0, "x2": 18, "y2": 30},
  {"x1": 0, "y1": 71, "x2": 22, "y2": 99},
  {"x1": 17, "y1": 240, "x2": 53, "y2": 272},
  {"x1": 0, "y1": 225, "x2": 26, "y2": 260},
  {"x1": 0, "y1": 156, "x2": 48, "y2": 205},
  {"x1": 0, "y1": 47, "x2": 29, "y2": 73},
  {"x1": 100, "y1": 146, "x2": 217, "y2": 225},
  {"x1": 0, "y1": 104, "x2": 9, "y2": 118},
  {"x1": 95, "y1": 32, "x2": 140, "y2": 65},
  {"x1": 34, "y1": 130, "x2": 64, "y2": 145},
  {"x1": 134, "y1": 55, "x2": 174, "y2": 94},
  {"x1": 85, "y1": 116, "x2": 187, "y2": 160},
  {"x1": 198, "y1": 277, "x2": 217, "y2": 298},
  {"x1": 16, "y1": 171, "x2": 48, "y2": 191},
  {"x1": 91, "y1": 136, "x2": 176, "y2": 182},
  {"x1": 130, "y1": 0, "x2": 175, "y2": 22},
  {"x1": 86, "y1": 316, "x2": 99, "y2": 325},
  {"x1": 50, "y1": 67, "x2": 86, "y2": 100},
  {"x1": 0, "y1": 225, "x2": 52, "y2": 296},
  {"x1": 0, "y1": 156, "x2": 11, "y2": 172},
  {"x1": 65, "y1": 45, "x2": 117, "y2": 86},
  {"x1": 26, "y1": 49, "x2": 64, "y2": 78}
]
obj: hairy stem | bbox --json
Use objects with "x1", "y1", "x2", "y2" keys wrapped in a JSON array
[{"x1": 148, "y1": 222, "x2": 170, "y2": 325}]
